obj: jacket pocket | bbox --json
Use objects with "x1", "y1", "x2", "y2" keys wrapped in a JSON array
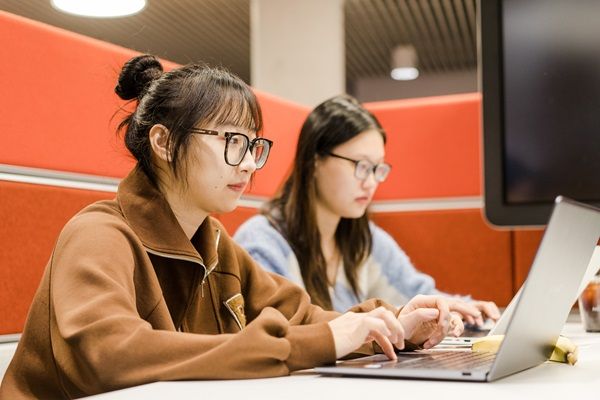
[{"x1": 223, "y1": 293, "x2": 246, "y2": 331}]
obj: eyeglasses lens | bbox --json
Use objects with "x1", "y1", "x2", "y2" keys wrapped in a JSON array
[
  {"x1": 226, "y1": 134, "x2": 249, "y2": 165},
  {"x1": 374, "y1": 164, "x2": 390, "y2": 182},
  {"x1": 354, "y1": 160, "x2": 390, "y2": 182}
]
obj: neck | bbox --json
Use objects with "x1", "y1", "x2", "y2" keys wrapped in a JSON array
[
  {"x1": 161, "y1": 183, "x2": 208, "y2": 240},
  {"x1": 315, "y1": 201, "x2": 341, "y2": 254}
]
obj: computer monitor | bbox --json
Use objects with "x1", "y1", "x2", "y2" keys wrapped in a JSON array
[{"x1": 479, "y1": 0, "x2": 600, "y2": 226}]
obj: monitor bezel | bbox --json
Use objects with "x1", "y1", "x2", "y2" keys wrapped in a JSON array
[{"x1": 479, "y1": 0, "x2": 557, "y2": 227}]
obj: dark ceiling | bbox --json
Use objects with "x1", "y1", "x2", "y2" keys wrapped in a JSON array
[{"x1": 0, "y1": 0, "x2": 478, "y2": 87}]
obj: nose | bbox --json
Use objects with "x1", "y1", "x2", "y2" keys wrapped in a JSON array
[
  {"x1": 361, "y1": 170, "x2": 378, "y2": 190},
  {"x1": 238, "y1": 147, "x2": 257, "y2": 174}
]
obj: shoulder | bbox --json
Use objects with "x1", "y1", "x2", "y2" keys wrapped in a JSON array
[
  {"x1": 369, "y1": 221, "x2": 399, "y2": 249},
  {"x1": 235, "y1": 214, "x2": 275, "y2": 235},
  {"x1": 368, "y1": 220, "x2": 411, "y2": 262},
  {"x1": 56, "y1": 200, "x2": 139, "y2": 258},
  {"x1": 64, "y1": 199, "x2": 132, "y2": 234},
  {"x1": 234, "y1": 215, "x2": 291, "y2": 250},
  {"x1": 50, "y1": 200, "x2": 143, "y2": 282},
  {"x1": 233, "y1": 214, "x2": 298, "y2": 277}
]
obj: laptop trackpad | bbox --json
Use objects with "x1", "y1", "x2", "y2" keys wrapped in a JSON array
[{"x1": 339, "y1": 353, "x2": 434, "y2": 369}]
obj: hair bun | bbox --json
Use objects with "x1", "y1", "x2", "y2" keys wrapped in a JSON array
[{"x1": 115, "y1": 54, "x2": 163, "y2": 100}]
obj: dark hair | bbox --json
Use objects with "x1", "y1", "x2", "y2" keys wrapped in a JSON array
[
  {"x1": 115, "y1": 54, "x2": 263, "y2": 185},
  {"x1": 265, "y1": 95, "x2": 386, "y2": 309}
]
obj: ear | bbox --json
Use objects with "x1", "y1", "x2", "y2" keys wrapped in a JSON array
[
  {"x1": 149, "y1": 124, "x2": 171, "y2": 162},
  {"x1": 313, "y1": 154, "x2": 322, "y2": 178},
  {"x1": 314, "y1": 154, "x2": 321, "y2": 168}
]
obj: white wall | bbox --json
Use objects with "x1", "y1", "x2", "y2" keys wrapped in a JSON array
[{"x1": 250, "y1": 0, "x2": 345, "y2": 107}]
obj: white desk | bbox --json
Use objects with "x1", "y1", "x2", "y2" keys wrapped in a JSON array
[{"x1": 90, "y1": 323, "x2": 600, "y2": 400}]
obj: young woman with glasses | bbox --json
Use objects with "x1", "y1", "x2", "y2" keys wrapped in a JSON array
[
  {"x1": 1, "y1": 57, "x2": 475, "y2": 399},
  {"x1": 235, "y1": 95, "x2": 500, "y2": 323}
]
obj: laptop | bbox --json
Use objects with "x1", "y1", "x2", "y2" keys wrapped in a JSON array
[{"x1": 316, "y1": 196, "x2": 600, "y2": 382}]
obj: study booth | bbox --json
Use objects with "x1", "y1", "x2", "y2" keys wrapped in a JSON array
[{"x1": 2, "y1": 0, "x2": 600, "y2": 397}]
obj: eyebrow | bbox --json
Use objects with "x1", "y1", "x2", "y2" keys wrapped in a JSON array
[{"x1": 350, "y1": 154, "x2": 385, "y2": 163}]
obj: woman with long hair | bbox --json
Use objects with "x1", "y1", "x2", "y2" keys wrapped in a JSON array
[{"x1": 235, "y1": 95, "x2": 499, "y2": 321}]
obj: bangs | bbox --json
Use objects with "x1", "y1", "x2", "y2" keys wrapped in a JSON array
[{"x1": 203, "y1": 86, "x2": 263, "y2": 134}]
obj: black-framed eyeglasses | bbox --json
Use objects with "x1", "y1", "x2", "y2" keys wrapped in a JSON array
[
  {"x1": 189, "y1": 128, "x2": 273, "y2": 169},
  {"x1": 327, "y1": 152, "x2": 392, "y2": 182}
]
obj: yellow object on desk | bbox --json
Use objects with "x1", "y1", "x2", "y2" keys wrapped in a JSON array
[{"x1": 471, "y1": 335, "x2": 578, "y2": 365}]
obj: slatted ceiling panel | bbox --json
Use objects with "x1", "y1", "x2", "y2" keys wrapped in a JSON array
[
  {"x1": 438, "y1": 0, "x2": 468, "y2": 68},
  {"x1": 0, "y1": 0, "x2": 477, "y2": 85},
  {"x1": 344, "y1": 0, "x2": 477, "y2": 78},
  {"x1": 447, "y1": 0, "x2": 477, "y2": 66},
  {"x1": 345, "y1": 5, "x2": 380, "y2": 78},
  {"x1": 0, "y1": 0, "x2": 251, "y2": 82}
]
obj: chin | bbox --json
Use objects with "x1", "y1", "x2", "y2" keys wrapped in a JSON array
[
  {"x1": 341, "y1": 206, "x2": 368, "y2": 219},
  {"x1": 219, "y1": 204, "x2": 238, "y2": 214},
  {"x1": 212, "y1": 199, "x2": 239, "y2": 214}
]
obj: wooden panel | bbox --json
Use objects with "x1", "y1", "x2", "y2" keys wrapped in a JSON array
[
  {"x1": 366, "y1": 93, "x2": 481, "y2": 200},
  {"x1": 371, "y1": 208, "x2": 513, "y2": 306},
  {"x1": 0, "y1": 181, "x2": 114, "y2": 334}
]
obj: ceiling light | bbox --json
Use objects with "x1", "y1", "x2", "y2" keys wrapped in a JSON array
[
  {"x1": 391, "y1": 67, "x2": 419, "y2": 81},
  {"x1": 51, "y1": 0, "x2": 146, "y2": 18},
  {"x1": 390, "y1": 45, "x2": 419, "y2": 81}
]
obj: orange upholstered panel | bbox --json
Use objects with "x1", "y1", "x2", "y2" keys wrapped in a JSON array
[
  {"x1": 0, "y1": 181, "x2": 114, "y2": 334},
  {"x1": 244, "y1": 92, "x2": 309, "y2": 197},
  {"x1": 512, "y1": 229, "x2": 545, "y2": 291},
  {"x1": 0, "y1": 11, "x2": 141, "y2": 177},
  {"x1": 0, "y1": 11, "x2": 305, "y2": 191},
  {"x1": 214, "y1": 207, "x2": 260, "y2": 236},
  {"x1": 371, "y1": 209, "x2": 513, "y2": 306},
  {"x1": 366, "y1": 93, "x2": 481, "y2": 200}
]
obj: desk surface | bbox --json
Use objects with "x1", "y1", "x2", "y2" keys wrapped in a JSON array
[{"x1": 90, "y1": 323, "x2": 600, "y2": 400}]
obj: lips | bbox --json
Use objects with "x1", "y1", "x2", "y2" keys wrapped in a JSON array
[{"x1": 227, "y1": 182, "x2": 248, "y2": 192}]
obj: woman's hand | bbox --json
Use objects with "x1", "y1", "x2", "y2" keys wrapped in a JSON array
[
  {"x1": 328, "y1": 307, "x2": 405, "y2": 360},
  {"x1": 470, "y1": 300, "x2": 501, "y2": 322},
  {"x1": 399, "y1": 295, "x2": 482, "y2": 348}
]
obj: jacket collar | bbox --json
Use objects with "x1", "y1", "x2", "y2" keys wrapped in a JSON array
[{"x1": 117, "y1": 167, "x2": 219, "y2": 269}]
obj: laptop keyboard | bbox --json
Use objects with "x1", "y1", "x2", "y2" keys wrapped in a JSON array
[{"x1": 390, "y1": 351, "x2": 496, "y2": 371}]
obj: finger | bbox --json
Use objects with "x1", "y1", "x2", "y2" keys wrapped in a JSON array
[
  {"x1": 370, "y1": 329, "x2": 398, "y2": 360},
  {"x1": 449, "y1": 301, "x2": 484, "y2": 326},
  {"x1": 368, "y1": 307, "x2": 404, "y2": 345},
  {"x1": 479, "y1": 301, "x2": 501, "y2": 321},
  {"x1": 449, "y1": 314, "x2": 464, "y2": 337},
  {"x1": 422, "y1": 326, "x2": 446, "y2": 349},
  {"x1": 435, "y1": 297, "x2": 451, "y2": 331},
  {"x1": 450, "y1": 309, "x2": 475, "y2": 326},
  {"x1": 463, "y1": 314, "x2": 476, "y2": 326},
  {"x1": 400, "y1": 294, "x2": 429, "y2": 314},
  {"x1": 398, "y1": 308, "x2": 439, "y2": 339}
]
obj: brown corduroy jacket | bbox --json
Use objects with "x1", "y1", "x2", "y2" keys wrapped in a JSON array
[{"x1": 0, "y1": 168, "x2": 395, "y2": 399}]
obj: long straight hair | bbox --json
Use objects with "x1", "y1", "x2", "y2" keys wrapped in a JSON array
[{"x1": 264, "y1": 95, "x2": 386, "y2": 309}]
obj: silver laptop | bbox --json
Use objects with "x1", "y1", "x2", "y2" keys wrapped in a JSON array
[{"x1": 316, "y1": 196, "x2": 600, "y2": 382}]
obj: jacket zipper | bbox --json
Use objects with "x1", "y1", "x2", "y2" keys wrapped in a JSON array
[
  {"x1": 200, "y1": 229, "x2": 221, "y2": 297},
  {"x1": 144, "y1": 248, "x2": 206, "y2": 331},
  {"x1": 144, "y1": 229, "x2": 221, "y2": 330}
]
